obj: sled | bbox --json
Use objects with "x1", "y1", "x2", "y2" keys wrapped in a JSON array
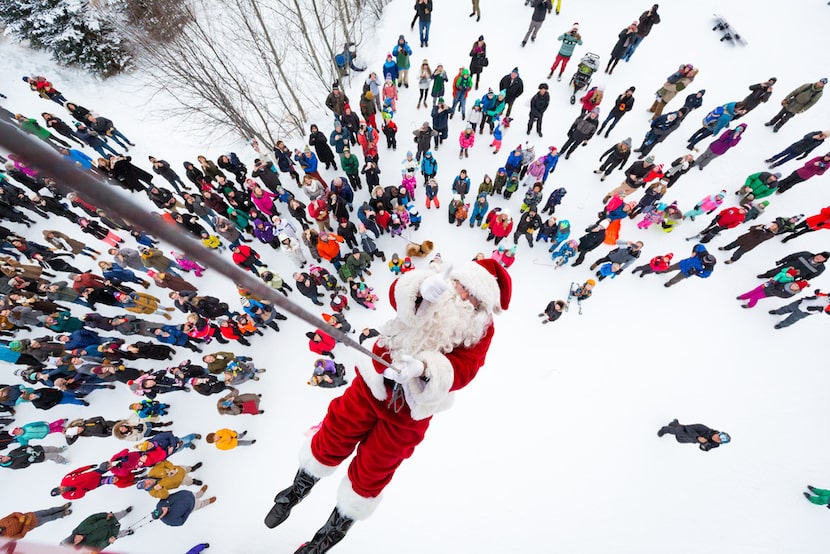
[{"x1": 712, "y1": 14, "x2": 746, "y2": 45}]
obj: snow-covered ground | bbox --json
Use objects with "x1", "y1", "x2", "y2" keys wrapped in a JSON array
[{"x1": 2, "y1": 0, "x2": 830, "y2": 552}]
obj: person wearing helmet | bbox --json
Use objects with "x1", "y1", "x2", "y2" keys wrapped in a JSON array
[{"x1": 657, "y1": 419, "x2": 731, "y2": 452}]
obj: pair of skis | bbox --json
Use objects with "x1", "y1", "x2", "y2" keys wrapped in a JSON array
[{"x1": 565, "y1": 282, "x2": 583, "y2": 315}]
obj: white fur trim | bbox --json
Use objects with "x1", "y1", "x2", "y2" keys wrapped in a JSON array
[
  {"x1": 450, "y1": 263, "x2": 501, "y2": 314},
  {"x1": 357, "y1": 336, "x2": 388, "y2": 402},
  {"x1": 390, "y1": 269, "x2": 437, "y2": 324},
  {"x1": 403, "y1": 350, "x2": 455, "y2": 420},
  {"x1": 336, "y1": 477, "x2": 381, "y2": 520},
  {"x1": 298, "y1": 439, "x2": 338, "y2": 478}
]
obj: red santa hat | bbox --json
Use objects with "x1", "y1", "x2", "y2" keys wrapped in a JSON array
[{"x1": 450, "y1": 259, "x2": 512, "y2": 313}]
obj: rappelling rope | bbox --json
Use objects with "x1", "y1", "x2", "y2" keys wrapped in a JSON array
[{"x1": 0, "y1": 120, "x2": 394, "y2": 371}]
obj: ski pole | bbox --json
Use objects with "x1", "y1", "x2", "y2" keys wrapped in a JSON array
[{"x1": 0, "y1": 120, "x2": 393, "y2": 370}]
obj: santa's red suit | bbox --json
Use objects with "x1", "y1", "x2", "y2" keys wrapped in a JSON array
[{"x1": 298, "y1": 259, "x2": 511, "y2": 521}]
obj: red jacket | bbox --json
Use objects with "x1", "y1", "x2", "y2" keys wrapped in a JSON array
[
  {"x1": 58, "y1": 465, "x2": 103, "y2": 499},
  {"x1": 806, "y1": 207, "x2": 830, "y2": 230},
  {"x1": 232, "y1": 245, "x2": 260, "y2": 269},
  {"x1": 715, "y1": 206, "x2": 746, "y2": 228},
  {"x1": 308, "y1": 329, "x2": 336, "y2": 355},
  {"x1": 490, "y1": 215, "x2": 514, "y2": 238},
  {"x1": 308, "y1": 199, "x2": 329, "y2": 222}
]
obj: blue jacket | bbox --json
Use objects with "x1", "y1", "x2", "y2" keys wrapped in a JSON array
[
  {"x1": 331, "y1": 179, "x2": 354, "y2": 204},
  {"x1": 157, "y1": 490, "x2": 196, "y2": 527},
  {"x1": 544, "y1": 188, "x2": 567, "y2": 211},
  {"x1": 678, "y1": 244, "x2": 714, "y2": 278},
  {"x1": 504, "y1": 150, "x2": 523, "y2": 174},
  {"x1": 102, "y1": 266, "x2": 140, "y2": 283},
  {"x1": 149, "y1": 431, "x2": 180, "y2": 452},
  {"x1": 420, "y1": 152, "x2": 438, "y2": 175},
  {"x1": 382, "y1": 60, "x2": 399, "y2": 82},
  {"x1": 66, "y1": 149, "x2": 94, "y2": 169},
  {"x1": 542, "y1": 153, "x2": 560, "y2": 180},
  {"x1": 157, "y1": 325, "x2": 189, "y2": 346},
  {"x1": 64, "y1": 328, "x2": 104, "y2": 350},
  {"x1": 470, "y1": 194, "x2": 489, "y2": 221},
  {"x1": 294, "y1": 152, "x2": 319, "y2": 173},
  {"x1": 452, "y1": 176, "x2": 471, "y2": 195}
]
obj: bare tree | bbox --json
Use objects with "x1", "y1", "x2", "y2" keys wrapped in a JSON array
[{"x1": 132, "y1": 0, "x2": 390, "y2": 142}]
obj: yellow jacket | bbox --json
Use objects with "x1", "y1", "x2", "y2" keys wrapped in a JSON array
[{"x1": 213, "y1": 428, "x2": 238, "y2": 450}]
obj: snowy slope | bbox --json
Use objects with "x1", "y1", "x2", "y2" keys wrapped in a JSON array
[{"x1": 2, "y1": 0, "x2": 830, "y2": 553}]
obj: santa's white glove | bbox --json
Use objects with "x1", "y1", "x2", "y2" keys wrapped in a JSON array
[
  {"x1": 383, "y1": 354, "x2": 424, "y2": 383},
  {"x1": 419, "y1": 265, "x2": 453, "y2": 303}
]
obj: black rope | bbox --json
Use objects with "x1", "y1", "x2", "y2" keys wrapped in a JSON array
[{"x1": 0, "y1": 119, "x2": 393, "y2": 370}]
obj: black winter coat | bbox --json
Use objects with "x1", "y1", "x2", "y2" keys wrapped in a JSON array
[
  {"x1": 309, "y1": 131, "x2": 336, "y2": 165},
  {"x1": 498, "y1": 75, "x2": 524, "y2": 103},
  {"x1": 577, "y1": 226, "x2": 606, "y2": 253},
  {"x1": 529, "y1": 92, "x2": 550, "y2": 118}
]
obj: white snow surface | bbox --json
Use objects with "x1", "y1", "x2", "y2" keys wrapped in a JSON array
[{"x1": 2, "y1": 0, "x2": 830, "y2": 552}]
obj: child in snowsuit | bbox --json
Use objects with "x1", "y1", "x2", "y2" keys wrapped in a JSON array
[
  {"x1": 596, "y1": 262, "x2": 622, "y2": 281},
  {"x1": 631, "y1": 253, "x2": 673, "y2": 277},
  {"x1": 551, "y1": 240, "x2": 578, "y2": 268}
]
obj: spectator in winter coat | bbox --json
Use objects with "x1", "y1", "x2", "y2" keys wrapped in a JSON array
[
  {"x1": 736, "y1": 171, "x2": 780, "y2": 203},
  {"x1": 775, "y1": 153, "x2": 830, "y2": 194},
  {"x1": 770, "y1": 289, "x2": 830, "y2": 329},
  {"x1": 631, "y1": 253, "x2": 673, "y2": 277},
  {"x1": 527, "y1": 83, "x2": 550, "y2": 137},
  {"x1": 572, "y1": 223, "x2": 606, "y2": 267},
  {"x1": 657, "y1": 419, "x2": 729, "y2": 452},
  {"x1": 766, "y1": 79, "x2": 826, "y2": 132},
  {"x1": 325, "y1": 84, "x2": 350, "y2": 121},
  {"x1": 511, "y1": 208, "x2": 542, "y2": 248},
  {"x1": 0, "y1": 503, "x2": 71, "y2": 539},
  {"x1": 392, "y1": 35, "x2": 413, "y2": 86},
  {"x1": 758, "y1": 251, "x2": 828, "y2": 281},
  {"x1": 499, "y1": 68, "x2": 525, "y2": 118},
  {"x1": 597, "y1": 87, "x2": 636, "y2": 137},
  {"x1": 561, "y1": 110, "x2": 600, "y2": 159},
  {"x1": 432, "y1": 99, "x2": 451, "y2": 148},
  {"x1": 695, "y1": 124, "x2": 746, "y2": 170},
  {"x1": 623, "y1": 4, "x2": 661, "y2": 61},
  {"x1": 781, "y1": 206, "x2": 830, "y2": 243},
  {"x1": 594, "y1": 138, "x2": 632, "y2": 181},
  {"x1": 522, "y1": 0, "x2": 553, "y2": 47},
  {"x1": 663, "y1": 244, "x2": 716, "y2": 287},
  {"x1": 648, "y1": 65, "x2": 697, "y2": 118},
  {"x1": 736, "y1": 78, "x2": 777, "y2": 117},
  {"x1": 606, "y1": 23, "x2": 638, "y2": 74},
  {"x1": 589, "y1": 241, "x2": 643, "y2": 273},
  {"x1": 737, "y1": 278, "x2": 809, "y2": 309},
  {"x1": 51, "y1": 464, "x2": 117, "y2": 499},
  {"x1": 635, "y1": 108, "x2": 688, "y2": 158},
  {"x1": 765, "y1": 131, "x2": 828, "y2": 169},
  {"x1": 718, "y1": 222, "x2": 780, "y2": 264},
  {"x1": 148, "y1": 157, "x2": 188, "y2": 195},
  {"x1": 413, "y1": 122, "x2": 438, "y2": 162},
  {"x1": 153, "y1": 488, "x2": 216, "y2": 527},
  {"x1": 206, "y1": 428, "x2": 255, "y2": 450},
  {"x1": 60, "y1": 509, "x2": 134, "y2": 549},
  {"x1": 538, "y1": 300, "x2": 566, "y2": 324},
  {"x1": 547, "y1": 24, "x2": 583, "y2": 80}
]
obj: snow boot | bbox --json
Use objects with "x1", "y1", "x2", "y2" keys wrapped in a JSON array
[
  {"x1": 264, "y1": 469, "x2": 320, "y2": 528},
  {"x1": 294, "y1": 508, "x2": 355, "y2": 554}
]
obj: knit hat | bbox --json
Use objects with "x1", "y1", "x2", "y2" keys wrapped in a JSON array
[
  {"x1": 303, "y1": 145, "x2": 311, "y2": 152},
  {"x1": 759, "y1": 201, "x2": 770, "y2": 209},
  {"x1": 591, "y1": 107, "x2": 600, "y2": 115},
  {"x1": 768, "y1": 77, "x2": 777, "y2": 83},
  {"x1": 451, "y1": 259, "x2": 512, "y2": 312},
  {"x1": 717, "y1": 432, "x2": 730, "y2": 444},
  {"x1": 538, "y1": 83, "x2": 549, "y2": 90},
  {"x1": 772, "y1": 172, "x2": 782, "y2": 179},
  {"x1": 478, "y1": 35, "x2": 484, "y2": 41},
  {"x1": 438, "y1": 97, "x2": 445, "y2": 103},
  {"x1": 645, "y1": 155, "x2": 655, "y2": 163},
  {"x1": 622, "y1": 137, "x2": 632, "y2": 147},
  {"x1": 627, "y1": 86, "x2": 636, "y2": 92},
  {"x1": 821, "y1": 78, "x2": 828, "y2": 85},
  {"x1": 136, "y1": 478, "x2": 156, "y2": 490},
  {"x1": 795, "y1": 280, "x2": 809, "y2": 290},
  {"x1": 332, "y1": 82, "x2": 339, "y2": 90},
  {"x1": 365, "y1": 91, "x2": 374, "y2": 100}
]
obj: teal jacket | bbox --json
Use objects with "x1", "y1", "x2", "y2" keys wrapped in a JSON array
[{"x1": 557, "y1": 32, "x2": 583, "y2": 57}]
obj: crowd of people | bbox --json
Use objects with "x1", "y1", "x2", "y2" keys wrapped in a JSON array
[{"x1": 1, "y1": 1, "x2": 829, "y2": 551}]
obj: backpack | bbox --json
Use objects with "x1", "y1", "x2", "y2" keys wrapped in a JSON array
[{"x1": 701, "y1": 106, "x2": 724, "y2": 128}]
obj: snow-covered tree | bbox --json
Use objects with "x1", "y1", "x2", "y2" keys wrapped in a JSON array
[{"x1": 0, "y1": 0, "x2": 132, "y2": 76}]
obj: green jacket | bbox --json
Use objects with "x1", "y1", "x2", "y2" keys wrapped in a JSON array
[
  {"x1": 73, "y1": 512, "x2": 121, "y2": 549},
  {"x1": 47, "y1": 311, "x2": 84, "y2": 333},
  {"x1": 19, "y1": 118, "x2": 51, "y2": 140},
  {"x1": 340, "y1": 152, "x2": 360, "y2": 175},
  {"x1": 744, "y1": 172, "x2": 778, "y2": 199},
  {"x1": 784, "y1": 83, "x2": 824, "y2": 114}
]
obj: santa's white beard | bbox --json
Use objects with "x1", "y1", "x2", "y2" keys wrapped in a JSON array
[{"x1": 379, "y1": 291, "x2": 491, "y2": 359}]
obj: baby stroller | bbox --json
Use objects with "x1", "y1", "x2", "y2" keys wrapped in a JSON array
[{"x1": 569, "y1": 53, "x2": 600, "y2": 105}]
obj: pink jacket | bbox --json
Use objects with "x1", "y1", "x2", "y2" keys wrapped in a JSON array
[
  {"x1": 796, "y1": 156, "x2": 830, "y2": 180},
  {"x1": 251, "y1": 189, "x2": 278, "y2": 215},
  {"x1": 459, "y1": 130, "x2": 476, "y2": 149}
]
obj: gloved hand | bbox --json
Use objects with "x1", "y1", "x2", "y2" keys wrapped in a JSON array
[
  {"x1": 419, "y1": 265, "x2": 452, "y2": 303},
  {"x1": 383, "y1": 354, "x2": 424, "y2": 383}
]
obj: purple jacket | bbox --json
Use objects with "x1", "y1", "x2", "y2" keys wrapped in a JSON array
[
  {"x1": 253, "y1": 218, "x2": 278, "y2": 243},
  {"x1": 707, "y1": 124, "x2": 745, "y2": 156},
  {"x1": 796, "y1": 156, "x2": 830, "y2": 180}
]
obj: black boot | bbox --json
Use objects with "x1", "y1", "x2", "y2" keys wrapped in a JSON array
[
  {"x1": 264, "y1": 470, "x2": 320, "y2": 528},
  {"x1": 295, "y1": 508, "x2": 355, "y2": 554}
]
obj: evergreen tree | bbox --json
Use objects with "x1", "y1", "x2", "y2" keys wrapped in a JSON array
[{"x1": 0, "y1": 0, "x2": 132, "y2": 76}]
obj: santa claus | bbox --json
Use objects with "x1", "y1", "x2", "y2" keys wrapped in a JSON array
[{"x1": 265, "y1": 258, "x2": 511, "y2": 553}]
